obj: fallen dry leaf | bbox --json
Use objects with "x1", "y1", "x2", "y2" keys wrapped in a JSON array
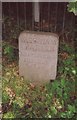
[
  {"x1": 5, "y1": 87, "x2": 16, "y2": 99},
  {"x1": 29, "y1": 83, "x2": 36, "y2": 90},
  {"x1": 60, "y1": 52, "x2": 69, "y2": 59}
]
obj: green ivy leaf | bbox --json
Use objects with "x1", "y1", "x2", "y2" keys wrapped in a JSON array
[{"x1": 67, "y1": 1, "x2": 77, "y2": 15}]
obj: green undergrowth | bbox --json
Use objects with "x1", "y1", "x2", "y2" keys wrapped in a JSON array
[{"x1": 2, "y1": 42, "x2": 77, "y2": 119}]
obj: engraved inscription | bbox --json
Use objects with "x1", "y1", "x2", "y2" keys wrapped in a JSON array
[{"x1": 19, "y1": 31, "x2": 59, "y2": 84}]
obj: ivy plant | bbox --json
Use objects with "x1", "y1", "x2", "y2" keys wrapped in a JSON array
[{"x1": 67, "y1": 0, "x2": 77, "y2": 15}]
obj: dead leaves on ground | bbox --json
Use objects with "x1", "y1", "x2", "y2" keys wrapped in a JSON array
[
  {"x1": 5, "y1": 87, "x2": 16, "y2": 99},
  {"x1": 59, "y1": 52, "x2": 69, "y2": 60},
  {"x1": 29, "y1": 83, "x2": 36, "y2": 90},
  {"x1": 52, "y1": 97, "x2": 62, "y2": 111}
]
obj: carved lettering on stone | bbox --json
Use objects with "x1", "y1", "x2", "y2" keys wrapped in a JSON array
[{"x1": 19, "y1": 31, "x2": 59, "y2": 84}]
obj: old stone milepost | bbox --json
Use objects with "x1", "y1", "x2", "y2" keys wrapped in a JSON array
[{"x1": 19, "y1": 31, "x2": 59, "y2": 85}]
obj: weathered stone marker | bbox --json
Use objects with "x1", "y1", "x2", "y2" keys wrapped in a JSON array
[{"x1": 19, "y1": 31, "x2": 59, "y2": 84}]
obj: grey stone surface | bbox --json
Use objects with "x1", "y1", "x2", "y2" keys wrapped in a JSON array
[{"x1": 19, "y1": 31, "x2": 59, "y2": 84}]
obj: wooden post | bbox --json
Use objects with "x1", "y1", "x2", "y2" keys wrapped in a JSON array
[{"x1": 34, "y1": 2, "x2": 39, "y2": 23}]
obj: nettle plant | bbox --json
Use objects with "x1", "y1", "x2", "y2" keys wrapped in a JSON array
[
  {"x1": 45, "y1": 42, "x2": 76, "y2": 118},
  {"x1": 3, "y1": 16, "x2": 24, "y2": 40},
  {"x1": 3, "y1": 16, "x2": 24, "y2": 61}
]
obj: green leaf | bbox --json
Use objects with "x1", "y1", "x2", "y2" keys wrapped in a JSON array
[
  {"x1": 61, "y1": 79, "x2": 65, "y2": 87},
  {"x1": 68, "y1": 105, "x2": 76, "y2": 113},
  {"x1": 61, "y1": 112, "x2": 67, "y2": 118},
  {"x1": 4, "y1": 45, "x2": 14, "y2": 55},
  {"x1": 51, "y1": 106, "x2": 57, "y2": 115},
  {"x1": 3, "y1": 111, "x2": 15, "y2": 118},
  {"x1": 67, "y1": 1, "x2": 77, "y2": 15}
]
